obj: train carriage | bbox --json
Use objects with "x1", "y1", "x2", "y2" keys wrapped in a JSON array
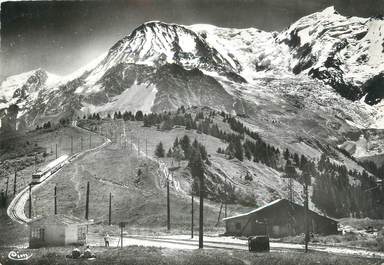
[{"x1": 32, "y1": 155, "x2": 69, "y2": 184}]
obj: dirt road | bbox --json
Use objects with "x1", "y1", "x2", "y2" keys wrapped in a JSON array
[{"x1": 86, "y1": 233, "x2": 384, "y2": 260}]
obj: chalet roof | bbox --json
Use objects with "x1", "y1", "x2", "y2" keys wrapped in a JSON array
[
  {"x1": 223, "y1": 198, "x2": 337, "y2": 223},
  {"x1": 28, "y1": 214, "x2": 90, "y2": 226}
]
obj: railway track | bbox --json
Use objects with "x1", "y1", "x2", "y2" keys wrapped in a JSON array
[{"x1": 6, "y1": 121, "x2": 111, "y2": 224}]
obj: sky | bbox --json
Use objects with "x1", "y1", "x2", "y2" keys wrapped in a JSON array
[{"x1": 0, "y1": 0, "x2": 383, "y2": 80}]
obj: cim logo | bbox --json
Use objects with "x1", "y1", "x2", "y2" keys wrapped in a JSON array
[{"x1": 8, "y1": 250, "x2": 33, "y2": 261}]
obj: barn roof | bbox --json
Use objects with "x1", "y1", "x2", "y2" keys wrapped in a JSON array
[
  {"x1": 223, "y1": 198, "x2": 337, "y2": 223},
  {"x1": 28, "y1": 214, "x2": 90, "y2": 226},
  {"x1": 223, "y1": 199, "x2": 283, "y2": 221}
]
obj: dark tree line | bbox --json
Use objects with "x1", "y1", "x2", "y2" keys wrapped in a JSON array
[
  {"x1": 82, "y1": 106, "x2": 384, "y2": 218},
  {"x1": 312, "y1": 153, "x2": 384, "y2": 218}
]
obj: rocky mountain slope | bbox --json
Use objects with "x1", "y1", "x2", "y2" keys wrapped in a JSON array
[{"x1": 0, "y1": 6, "x2": 383, "y2": 161}]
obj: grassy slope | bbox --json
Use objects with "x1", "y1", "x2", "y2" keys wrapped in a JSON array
[
  {"x1": 0, "y1": 245, "x2": 377, "y2": 265},
  {"x1": 0, "y1": 126, "x2": 105, "y2": 247},
  {"x1": 30, "y1": 123, "x2": 228, "y2": 232}
]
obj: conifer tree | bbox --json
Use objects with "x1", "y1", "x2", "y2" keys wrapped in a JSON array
[{"x1": 155, "y1": 142, "x2": 165, "y2": 157}]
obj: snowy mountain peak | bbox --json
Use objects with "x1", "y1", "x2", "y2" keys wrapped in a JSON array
[
  {"x1": 2, "y1": 8, "x2": 384, "y2": 131},
  {"x1": 0, "y1": 69, "x2": 60, "y2": 109},
  {"x1": 93, "y1": 21, "x2": 240, "y2": 79}
]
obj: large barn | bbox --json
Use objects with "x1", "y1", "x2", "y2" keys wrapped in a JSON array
[{"x1": 223, "y1": 199, "x2": 338, "y2": 238}]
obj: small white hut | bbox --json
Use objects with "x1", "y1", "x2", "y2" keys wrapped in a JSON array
[{"x1": 28, "y1": 214, "x2": 89, "y2": 248}]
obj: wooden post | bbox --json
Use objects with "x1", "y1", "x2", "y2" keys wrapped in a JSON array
[
  {"x1": 109, "y1": 192, "x2": 112, "y2": 225},
  {"x1": 167, "y1": 176, "x2": 170, "y2": 231},
  {"x1": 191, "y1": 194, "x2": 194, "y2": 238},
  {"x1": 131, "y1": 135, "x2": 133, "y2": 152},
  {"x1": 71, "y1": 136, "x2": 73, "y2": 154},
  {"x1": 5, "y1": 176, "x2": 9, "y2": 202},
  {"x1": 55, "y1": 143, "x2": 58, "y2": 159},
  {"x1": 81, "y1": 136, "x2": 83, "y2": 151},
  {"x1": 89, "y1": 135, "x2": 92, "y2": 148},
  {"x1": 29, "y1": 184, "x2": 32, "y2": 218},
  {"x1": 13, "y1": 171, "x2": 17, "y2": 196},
  {"x1": 54, "y1": 185, "x2": 57, "y2": 215},
  {"x1": 199, "y1": 173, "x2": 204, "y2": 249},
  {"x1": 224, "y1": 175, "x2": 227, "y2": 218},
  {"x1": 137, "y1": 137, "x2": 140, "y2": 158},
  {"x1": 304, "y1": 180, "x2": 309, "y2": 253},
  {"x1": 85, "y1": 181, "x2": 90, "y2": 220}
]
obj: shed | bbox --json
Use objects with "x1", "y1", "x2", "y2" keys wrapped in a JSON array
[
  {"x1": 28, "y1": 214, "x2": 89, "y2": 248},
  {"x1": 223, "y1": 199, "x2": 337, "y2": 238}
]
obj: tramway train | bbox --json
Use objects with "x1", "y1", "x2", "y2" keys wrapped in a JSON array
[{"x1": 32, "y1": 155, "x2": 69, "y2": 184}]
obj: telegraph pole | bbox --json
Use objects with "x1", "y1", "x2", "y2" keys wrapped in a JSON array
[
  {"x1": 130, "y1": 135, "x2": 133, "y2": 152},
  {"x1": 5, "y1": 176, "x2": 9, "y2": 206},
  {"x1": 109, "y1": 192, "x2": 112, "y2": 225},
  {"x1": 13, "y1": 171, "x2": 17, "y2": 196},
  {"x1": 28, "y1": 184, "x2": 32, "y2": 218},
  {"x1": 191, "y1": 193, "x2": 194, "y2": 238},
  {"x1": 288, "y1": 178, "x2": 294, "y2": 202},
  {"x1": 54, "y1": 185, "x2": 57, "y2": 215},
  {"x1": 304, "y1": 181, "x2": 309, "y2": 253},
  {"x1": 302, "y1": 167, "x2": 311, "y2": 253},
  {"x1": 85, "y1": 181, "x2": 90, "y2": 220},
  {"x1": 89, "y1": 135, "x2": 92, "y2": 148},
  {"x1": 71, "y1": 136, "x2": 73, "y2": 154},
  {"x1": 199, "y1": 173, "x2": 204, "y2": 249},
  {"x1": 55, "y1": 143, "x2": 58, "y2": 159},
  {"x1": 137, "y1": 137, "x2": 140, "y2": 158},
  {"x1": 224, "y1": 175, "x2": 227, "y2": 218},
  {"x1": 167, "y1": 175, "x2": 170, "y2": 231}
]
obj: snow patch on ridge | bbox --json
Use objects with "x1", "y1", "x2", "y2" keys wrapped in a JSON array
[{"x1": 80, "y1": 82, "x2": 157, "y2": 114}]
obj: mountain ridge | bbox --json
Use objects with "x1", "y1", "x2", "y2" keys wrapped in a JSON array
[{"x1": 0, "y1": 6, "x2": 383, "y2": 131}]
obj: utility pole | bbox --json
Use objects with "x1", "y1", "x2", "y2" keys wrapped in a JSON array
[
  {"x1": 85, "y1": 181, "x2": 90, "y2": 220},
  {"x1": 54, "y1": 185, "x2": 57, "y2": 215},
  {"x1": 224, "y1": 175, "x2": 227, "y2": 218},
  {"x1": 137, "y1": 137, "x2": 140, "y2": 158},
  {"x1": 302, "y1": 167, "x2": 311, "y2": 253},
  {"x1": 5, "y1": 176, "x2": 9, "y2": 206},
  {"x1": 55, "y1": 143, "x2": 58, "y2": 159},
  {"x1": 5, "y1": 176, "x2": 9, "y2": 198},
  {"x1": 81, "y1": 136, "x2": 83, "y2": 151},
  {"x1": 191, "y1": 193, "x2": 194, "y2": 238},
  {"x1": 199, "y1": 173, "x2": 204, "y2": 249},
  {"x1": 285, "y1": 164, "x2": 296, "y2": 202},
  {"x1": 167, "y1": 174, "x2": 170, "y2": 231},
  {"x1": 109, "y1": 192, "x2": 112, "y2": 225},
  {"x1": 89, "y1": 135, "x2": 92, "y2": 149},
  {"x1": 304, "y1": 181, "x2": 309, "y2": 253},
  {"x1": 288, "y1": 178, "x2": 294, "y2": 202},
  {"x1": 28, "y1": 184, "x2": 32, "y2": 218},
  {"x1": 34, "y1": 154, "x2": 37, "y2": 172},
  {"x1": 130, "y1": 135, "x2": 133, "y2": 152},
  {"x1": 71, "y1": 136, "x2": 73, "y2": 154},
  {"x1": 13, "y1": 171, "x2": 17, "y2": 196}
]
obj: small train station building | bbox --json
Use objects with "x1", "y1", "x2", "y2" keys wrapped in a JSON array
[
  {"x1": 223, "y1": 199, "x2": 338, "y2": 238},
  {"x1": 28, "y1": 214, "x2": 89, "y2": 248}
]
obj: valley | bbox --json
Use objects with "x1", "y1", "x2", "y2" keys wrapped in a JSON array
[{"x1": 0, "y1": 5, "x2": 384, "y2": 261}]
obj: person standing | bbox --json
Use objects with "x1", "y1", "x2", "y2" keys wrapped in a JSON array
[{"x1": 104, "y1": 233, "x2": 110, "y2": 247}]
